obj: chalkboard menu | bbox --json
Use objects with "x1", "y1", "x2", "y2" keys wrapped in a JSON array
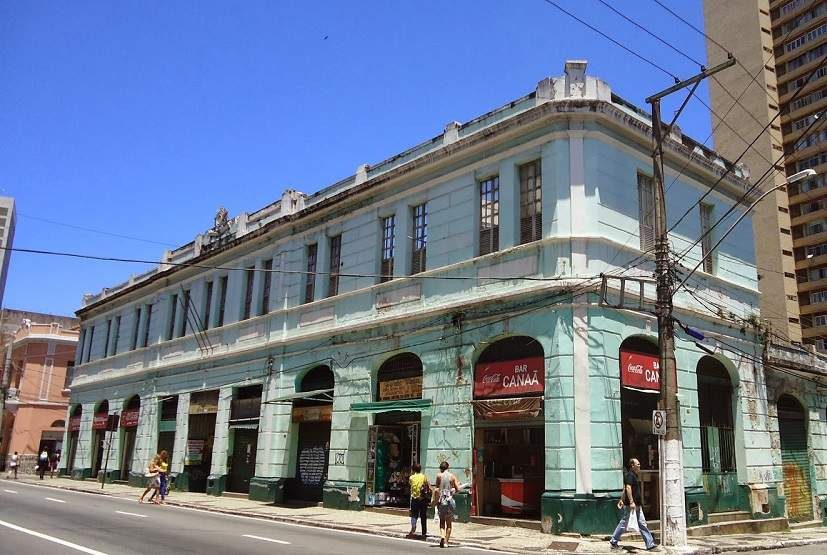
[{"x1": 298, "y1": 446, "x2": 326, "y2": 486}]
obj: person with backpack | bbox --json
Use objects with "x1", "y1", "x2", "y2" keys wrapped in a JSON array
[{"x1": 406, "y1": 462, "x2": 431, "y2": 539}]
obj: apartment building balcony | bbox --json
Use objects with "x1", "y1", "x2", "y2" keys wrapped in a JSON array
[
  {"x1": 791, "y1": 204, "x2": 827, "y2": 226},
  {"x1": 795, "y1": 250, "x2": 827, "y2": 269},
  {"x1": 782, "y1": 140, "x2": 827, "y2": 168},
  {"x1": 777, "y1": 51, "x2": 827, "y2": 90},
  {"x1": 774, "y1": 31, "x2": 827, "y2": 70},
  {"x1": 782, "y1": 87, "x2": 827, "y2": 122},
  {"x1": 13, "y1": 323, "x2": 79, "y2": 347},
  {"x1": 801, "y1": 323, "x2": 827, "y2": 339},
  {"x1": 788, "y1": 174, "x2": 827, "y2": 204},
  {"x1": 795, "y1": 273, "x2": 827, "y2": 293},
  {"x1": 791, "y1": 227, "x2": 827, "y2": 246},
  {"x1": 771, "y1": 0, "x2": 818, "y2": 31},
  {"x1": 798, "y1": 298, "x2": 827, "y2": 315}
]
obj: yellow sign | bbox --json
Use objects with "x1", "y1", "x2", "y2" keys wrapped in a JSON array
[
  {"x1": 292, "y1": 405, "x2": 333, "y2": 423},
  {"x1": 379, "y1": 376, "x2": 422, "y2": 401}
]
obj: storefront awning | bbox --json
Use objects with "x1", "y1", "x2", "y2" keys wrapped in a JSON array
[
  {"x1": 263, "y1": 388, "x2": 334, "y2": 405},
  {"x1": 350, "y1": 398, "x2": 432, "y2": 414}
]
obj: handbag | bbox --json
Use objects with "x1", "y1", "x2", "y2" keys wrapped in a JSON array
[{"x1": 626, "y1": 507, "x2": 640, "y2": 533}]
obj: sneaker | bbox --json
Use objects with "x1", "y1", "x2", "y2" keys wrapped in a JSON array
[
  {"x1": 610, "y1": 543, "x2": 621, "y2": 551},
  {"x1": 646, "y1": 547, "x2": 660, "y2": 552}
]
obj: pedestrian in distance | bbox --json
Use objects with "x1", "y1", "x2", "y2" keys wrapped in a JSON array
[
  {"x1": 7, "y1": 451, "x2": 19, "y2": 479},
  {"x1": 406, "y1": 462, "x2": 431, "y2": 539},
  {"x1": 50, "y1": 451, "x2": 60, "y2": 478},
  {"x1": 434, "y1": 461, "x2": 461, "y2": 549},
  {"x1": 156, "y1": 450, "x2": 169, "y2": 503},
  {"x1": 38, "y1": 450, "x2": 49, "y2": 480},
  {"x1": 609, "y1": 458, "x2": 658, "y2": 551},
  {"x1": 139, "y1": 454, "x2": 161, "y2": 504}
]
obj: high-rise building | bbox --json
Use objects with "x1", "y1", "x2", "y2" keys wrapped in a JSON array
[
  {"x1": 0, "y1": 197, "x2": 15, "y2": 309},
  {"x1": 704, "y1": 0, "x2": 827, "y2": 348}
]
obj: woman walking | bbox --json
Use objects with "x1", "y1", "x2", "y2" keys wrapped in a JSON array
[
  {"x1": 138, "y1": 454, "x2": 160, "y2": 504},
  {"x1": 434, "y1": 461, "x2": 461, "y2": 548},
  {"x1": 156, "y1": 450, "x2": 169, "y2": 503}
]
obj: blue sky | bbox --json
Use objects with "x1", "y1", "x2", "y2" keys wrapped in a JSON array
[{"x1": 1, "y1": 1, "x2": 723, "y2": 316}]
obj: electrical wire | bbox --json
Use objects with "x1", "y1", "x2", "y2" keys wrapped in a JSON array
[{"x1": 15, "y1": 212, "x2": 177, "y2": 248}]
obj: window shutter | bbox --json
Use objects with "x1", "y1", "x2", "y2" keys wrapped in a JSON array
[
  {"x1": 519, "y1": 161, "x2": 542, "y2": 244},
  {"x1": 638, "y1": 174, "x2": 655, "y2": 252}
]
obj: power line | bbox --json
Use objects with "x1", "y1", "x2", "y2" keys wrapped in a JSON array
[{"x1": 16, "y1": 212, "x2": 178, "y2": 248}]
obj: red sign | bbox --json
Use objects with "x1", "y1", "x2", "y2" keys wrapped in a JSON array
[
  {"x1": 474, "y1": 357, "x2": 545, "y2": 399},
  {"x1": 121, "y1": 409, "x2": 140, "y2": 428},
  {"x1": 620, "y1": 350, "x2": 660, "y2": 392},
  {"x1": 69, "y1": 416, "x2": 81, "y2": 432},
  {"x1": 92, "y1": 414, "x2": 109, "y2": 430}
]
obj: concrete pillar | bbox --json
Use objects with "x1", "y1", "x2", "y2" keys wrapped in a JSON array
[
  {"x1": 171, "y1": 392, "x2": 190, "y2": 474},
  {"x1": 572, "y1": 304, "x2": 592, "y2": 494},
  {"x1": 314, "y1": 235, "x2": 329, "y2": 300},
  {"x1": 395, "y1": 204, "x2": 412, "y2": 276},
  {"x1": 74, "y1": 402, "x2": 95, "y2": 477},
  {"x1": 209, "y1": 386, "x2": 234, "y2": 477},
  {"x1": 498, "y1": 160, "x2": 518, "y2": 250},
  {"x1": 132, "y1": 396, "x2": 158, "y2": 477},
  {"x1": 250, "y1": 259, "x2": 264, "y2": 317}
]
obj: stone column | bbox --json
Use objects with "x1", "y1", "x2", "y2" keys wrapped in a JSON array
[
  {"x1": 249, "y1": 361, "x2": 292, "y2": 502},
  {"x1": 73, "y1": 402, "x2": 95, "y2": 479},
  {"x1": 207, "y1": 386, "x2": 233, "y2": 495},
  {"x1": 171, "y1": 392, "x2": 190, "y2": 477},
  {"x1": 498, "y1": 160, "x2": 518, "y2": 250},
  {"x1": 130, "y1": 396, "x2": 159, "y2": 485}
]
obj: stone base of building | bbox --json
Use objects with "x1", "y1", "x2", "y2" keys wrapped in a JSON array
[
  {"x1": 249, "y1": 476, "x2": 286, "y2": 503},
  {"x1": 70, "y1": 467, "x2": 92, "y2": 480},
  {"x1": 206, "y1": 473, "x2": 226, "y2": 496},
  {"x1": 541, "y1": 492, "x2": 620, "y2": 535},
  {"x1": 323, "y1": 480, "x2": 365, "y2": 511},
  {"x1": 128, "y1": 471, "x2": 148, "y2": 488},
  {"x1": 172, "y1": 471, "x2": 188, "y2": 492},
  {"x1": 819, "y1": 495, "x2": 827, "y2": 525},
  {"x1": 97, "y1": 469, "x2": 119, "y2": 483}
]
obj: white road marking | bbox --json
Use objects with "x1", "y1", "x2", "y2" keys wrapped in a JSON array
[
  {"x1": 0, "y1": 518, "x2": 109, "y2": 554},
  {"x1": 3, "y1": 489, "x2": 17, "y2": 494},
  {"x1": 242, "y1": 534, "x2": 290, "y2": 545},
  {"x1": 45, "y1": 497, "x2": 66, "y2": 503},
  {"x1": 115, "y1": 510, "x2": 148, "y2": 518}
]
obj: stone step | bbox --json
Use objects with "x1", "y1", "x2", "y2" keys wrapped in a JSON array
[
  {"x1": 221, "y1": 491, "x2": 248, "y2": 499},
  {"x1": 789, "y1": 519, "x2": 824, "y2": 531},
  {"x1": 469, "y1": 515, "x2": 542, "y2": 531},
  {"x1": 707, "y1": 511, "x2": 751, "y2": 524},
  {"x1": 686, "y1": 517, "x2": 788, "y2": 537}
]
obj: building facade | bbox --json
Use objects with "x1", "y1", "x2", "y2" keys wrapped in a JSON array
[
  {"x1": 705, "y1": 0, "x2": 827, "y2": 349},
  {"x1": 0, "y1": 197, "x2": 16, "y2": 309},
  {"x1": 1, "y1": 314, "x2": 78, "y2": 473},
  {"x1": 65, "y1": 62, "x2": 827, "y2": 532}
]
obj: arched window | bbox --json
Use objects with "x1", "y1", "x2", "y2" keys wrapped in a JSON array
[
  {"x1": 376, "y1": 354, "x2": 422, "y2": 401},
  {"x1": 296, "y1": 365, "x2": 334, "y2": 407},
  {"x1": 777, "y1": 394, "x2": 813, "y2": 522},
  {"x1": 697, "y1": 356, "x2": 735, "y2": 473},
  {"x1": 50, "y1": 420, "x2": 65, "y2": 428}
]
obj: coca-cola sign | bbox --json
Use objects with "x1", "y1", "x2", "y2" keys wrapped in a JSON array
[
  {"x1": 69, "y1": 416, "x2": 81, "y2": 432},
  {"x1": 92, "y1": 413, "x2": 109, "y2": 430},
  {"x1": 474, "y1": 356, "x2": 544, "y2": 399},
  {"x1": 620, "y1": 350, "x2": 660, "y2": 392},
  {"x1": 121, "y1": 409, "x2": 140, "y2": 428}
]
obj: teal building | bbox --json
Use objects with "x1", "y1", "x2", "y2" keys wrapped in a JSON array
[{"x1": 64, "y1": 61, "x2": 827, "y2": 533}]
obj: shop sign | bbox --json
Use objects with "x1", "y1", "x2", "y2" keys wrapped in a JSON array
[
  {"x1": 473, "y1": 357, "x2": 544, "y2": 398},
  {"x1": 185, "y1": 439, "x2": 204, "y2": 465},
  {"x1": 620, "y1": 350, "x2": 660, "y2": 392},
  {"x1": 121, "y1": 409, "x2": 140, "y2": 428},
  {"x1": 378, "y1": 376, "x2": 423, "y2": 401},
  {"x1": 69, "y1": 416, "x2": 81, "y2": 432},
  {"x1": 92, "y1": 414, "x2": 109, "y2": 430},
  {"x1": 291, "y1": 405, "x2": 333, "y2": 423},
  {"x1": 189, "y1": 399, "x2": 218, "y2": 414}
]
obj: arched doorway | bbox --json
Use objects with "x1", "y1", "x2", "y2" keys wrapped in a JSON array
[
  {"x1": 778, "y1": 394, "x2": 813, "y2": 522},
  {"x1": 287, "y1": 365, "x2": 334, "y2": 502},
  {"x1": 619, "y1": 336, "x2": 660, "y2": 519},
  {"x1": 227, "y1": 384, "x2": 263, "y2": 494},
  {"x1": 67, "y1": 405, "x2": 82, "y2": 475},
  {"x1": 697, "y1": 357, "x2": 738, "y2": 511},
  {"x1": 91, "y1": 400, "x2": 110, "y2": 478},
  {"x1": 120, "y1": 395, "x2": 140, "y2": 481},
  {"x1": 157, "y1": 396, "x2": 179, "y2": 468},
  {"x1": 472, "y1": 336, "x2": 545, "y2": 518},
  {"x1": 366, "y1": 353, "x2": 424, "y2": 507}
]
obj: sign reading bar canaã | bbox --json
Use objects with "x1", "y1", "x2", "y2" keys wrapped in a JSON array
[
  {"x1": 619, "y1": 350, "x2": 660, "y2": 392},
  {"x1": 474, "y1": 357, "x2": 544, "y2": 399},
  {"x1": 379, "y1": 376, "x2": 423, "y2": 401}
]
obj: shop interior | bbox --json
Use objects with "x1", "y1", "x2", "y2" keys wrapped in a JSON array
[{"x1": 366, "y1": 411, "x2": 420, "y2": 507}]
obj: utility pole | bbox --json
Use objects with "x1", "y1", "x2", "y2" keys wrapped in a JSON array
[
  {"x1": 0, "y1": 309, "x2": 11, "y2": 467},
  {"x1": 645, "y1": 57, "x2": 734, "y2": 547}
]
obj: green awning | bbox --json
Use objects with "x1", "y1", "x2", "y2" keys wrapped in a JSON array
[
  {"x1": 350, "y1": 398, "x2": 432, "y2": 414},
  {"x1": 262, "y1": 388, "x2": 334, "y2": 405}
]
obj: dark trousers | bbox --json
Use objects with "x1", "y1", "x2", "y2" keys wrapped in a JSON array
[
  {"x1": 410, "y1": 498, "x2": 428, "y2": 536},
  {"x1": 38, "y1": 464, "x2": 46, "y2": 480}
]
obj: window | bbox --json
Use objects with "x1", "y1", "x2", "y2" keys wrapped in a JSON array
[
  {"x1": 77, "y1": 328, "x2": 86, "y2": 363},
  {"x1": 304, "y1": 244, "x2": 318, "y2": 303},
  {"x1": 328, "y1": 235, "x2": 342, "y2": 297},
  {"x1": 217, "y1": 276, "x2": 228, "y2": 327},
  {"x1": 39, "y1": 358, "x2": 54, "y2": 400},
  {"x1": 806, "y1": 242, "x2": 827, "y2": 258},
  {"x1": 814, "y1": 313, "x2": 827, "y2": 326},
  {"x1": 411, "y1": 203, "x2": 428, "y2": 275},
  {"x1": 780, "y1": 0, "x2": 805, "y2": 16},
  {"x1": 179, "y1": 289, "x2": 191, "y2": 336},
  {"x1": 479, "y1": 176, "x2": 500, "y2": 255},
  {"x1": 85, "y1": 325, "x2": 95, "y2": 363},
  {"x1": 142, "y1": 304, "x2": 153, "y2": 347},
  {"x1": 260, "y1": 261, "x2": 272, "y2": 316},
  {"x1": 103, "y1": 319, "x2": 112, "y2": 358},
  {"x1": 519, "y1": 161, "x2": 542, "y2": 244},
  {"x1": 380, "y1": 215, "x2": 395, "y2": 282},
  {"x1": 63, "y1": 360, "x2": 74, "y2": 392},
  {"x1": 700, "y1": 204, "x2": 714, "y2": 274},
  {"x1": 811, "y1": 290, "x2": 827, "y2": 304},
  {"x1": 167, "y1": 294, "x2": 178, "y2": 340},
  {"x1": 242, "y1": 266, "x2": 255, "y2": 320},
  {"x1": 111, "y1": 316, "x2": 121, "y2": 356},
  {"x1": 638, "y1": 173, "x2": 656, "y2": 251},
  {"x1": 131, "y1": 307, "x2": 141, "y2": 350},
  {"x1": 809, "y1": 266, "x2": 827, "y2": 281},
  {"x1": 204, "y1": 280, "x2": 213, "y2": 329}
]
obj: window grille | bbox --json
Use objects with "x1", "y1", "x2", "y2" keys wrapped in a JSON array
[
  {"x1": 217, "y1": 276, "x2": 228, "y2": 327},
  {"x1": 479, "y1": 176, "x2": 500, "y2": 255},
  {"x1": 142, "y1": 304, "x2": 152, "y2": 347},
  {"x1": 697, "y1": 365, "x2": 736, "y2": 473},
  {"x1": 180, "y1": 289, "x2": 191, "y2": 336},
  {"x1": 203, "y1": 281, "x2": 213, "y2": 329},
  {"x1": 112, "y1": 316, "x2": 121, "y2": 355},
  {"x1": 380, "y1": 215, "x2": 395, "y2": 282},
  {"x1": 260, "y1": 260, "x2": 272, "y2": 315},
  {"x1": 167, "y1": 294, "x2": 178, "y2": 340},
  {"x1": 305, "y1": 243, "x2": 318, "y2": 303},
  {"x1": 103, "y1": 319, "x2": 112, "y2": 357},
  {"x1": 411, "y1": 203, "x2": 428, "y2": 275},
  {"x1": 700, "y1": 204, "x2": 714, "y2": 274},
  {"x1": 519, "y1": 161, "x2": 542, "y2": 244},
  {"x1": 638, "y1": 174, "x2": 655, "y2": 252},
  {"x1": 242, "y1": 266, "x2": 255, "y2": 320},
  {"x1": 87, "y1": 325, "x2": 95, "y2": 362},
  {"x1": 328, "y1": 235, "x2": 342, "y2": 297},
  {"x1": 131, "y1": 307, "x2": 141, "y2": 350}
]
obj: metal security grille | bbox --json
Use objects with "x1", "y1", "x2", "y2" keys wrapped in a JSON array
[
  {"x1": 328, "y1": 235, "x2": 342, "y2": 297},
  {"x1": 479, "y1": 176, "x2": 500, "y2": 255},
  {"x1": 519, "y1": 161, "x2": 542, "y2": 244},
  {"x1": 242, "y1": 267, "x2": 255, "y2": 320},
  {"x1": 638, "y1": 173, "x2": 655, "y2": 252},
  {"x1": 411, "y1": 203, "x2": 427, "y2": 275},
  {"x1": 778, "y1": 395, "x2": 814, "y2": 522},
  {"x1": 305, "y1": 243, "x2": 318, "y2": 303},
  {"x1": 700, "y1": 203, "x2": 714, "y2": 274},
  {"x1": 260, "y1": 259, "x2": 272, "y2": 315},
  {"x1": 697, "y1": 360, "x2": 736, "y2": 472},
  {"x1": 380, "y1": 215, "x2": 395, "y2": 281}
]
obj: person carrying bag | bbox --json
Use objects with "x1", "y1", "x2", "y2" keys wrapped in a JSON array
[{"x1": 609, "y1": 458, "x2": 658, "y2": 551}]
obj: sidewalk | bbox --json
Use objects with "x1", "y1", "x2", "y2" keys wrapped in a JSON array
[{"x1": 3, "y1": 475, "x2": 826, "y2": 554}]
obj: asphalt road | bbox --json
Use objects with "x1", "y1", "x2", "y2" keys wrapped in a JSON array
[
  {"x1": 0, "y1": 479, "x2": 493, "y2": 555},
  {"x1": 747, "y1": 547, "x2": 827, "y2": 555}
]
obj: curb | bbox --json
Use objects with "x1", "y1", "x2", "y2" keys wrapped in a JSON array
[{"x1": 5, "y1": 479, "x2": 518, "y2": 554}]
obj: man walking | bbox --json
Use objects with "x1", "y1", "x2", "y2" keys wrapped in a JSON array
[
  {"x1": 38, "y1": 450, "x2": 49, "y2": 480},
  {"x1": 610, "y1": 458, "x2": 658, "y2": 551}
]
